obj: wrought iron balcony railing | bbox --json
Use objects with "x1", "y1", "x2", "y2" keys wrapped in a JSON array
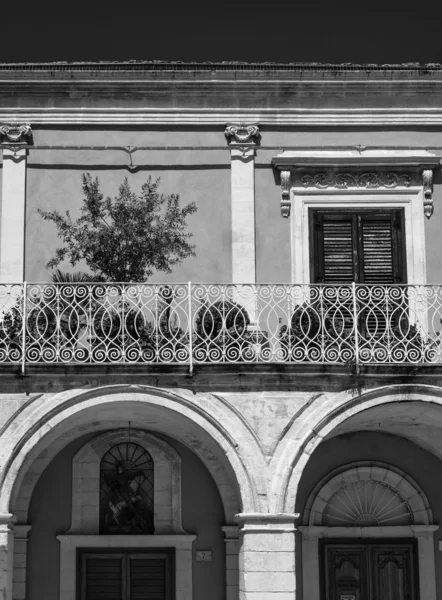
[{"x1": 0, "y1": 283, "x2": 441, "y2": 371}]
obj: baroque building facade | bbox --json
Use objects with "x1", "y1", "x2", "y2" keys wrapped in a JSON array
[{"x1": 0, "y1": 61, "x2": 442, "y2": 600}]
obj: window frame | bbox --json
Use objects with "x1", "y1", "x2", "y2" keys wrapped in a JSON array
[
  {"x1": 290, "y1": 189, "x2": 426, "y2": 285},
  {"x1": 78, "y1": 548, "x2": 174, "y2": 600}
]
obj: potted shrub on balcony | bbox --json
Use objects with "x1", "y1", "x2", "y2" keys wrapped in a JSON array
[
  {"x1": 359, "y1": 315, "x2": 436, "y2": 363},
  {"x1": 193, "y1": 300, "x2": 252, "y2": 362},
  {"x1": 279, "y1": 302, "x2": 353, "y2": 363}
]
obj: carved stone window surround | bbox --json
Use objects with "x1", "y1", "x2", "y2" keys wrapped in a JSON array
[
  {"x1": 70, "y1": 429, "x2": 185, "y2": 535},
  {"x1": 271, "y1": 150, "x2": 441, "y2": 285}
]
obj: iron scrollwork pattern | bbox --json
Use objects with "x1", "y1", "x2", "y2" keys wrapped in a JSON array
[
  {"x1": 100, "y1": 442, "x2": 155, "y2": 534},
  {"x1": 2, "y1": 282, "x2": 442, "y2": 366}
]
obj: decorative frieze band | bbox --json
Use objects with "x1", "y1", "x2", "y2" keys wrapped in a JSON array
[
  {"x1": 299, "y1": 171, "x2": 412, "y2": 189},
  {"x1": 0, "y1": 124, "x2": 32, "y2": 145},
  {"x1": 225, "y1": 123, "x2": 260, "y2": 145}
]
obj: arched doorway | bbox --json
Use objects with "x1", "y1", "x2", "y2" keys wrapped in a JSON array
[
  {"x1": 0, "y1": 386, "x2": 267, "y2": 600},
  {"x1": 298, "y1": 458, "x2": 436, "y2": 600},
  {"x1": 289, "y1": 394, "x2": 442, "y2": 600}
]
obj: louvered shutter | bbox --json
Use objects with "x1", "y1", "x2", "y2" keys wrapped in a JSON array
[
  {"x1": 81, "y1": 553, "x2": 169, "y2": 600},
  {"x1": 129, "y1": 557, "x2": 167, "y2": 600},
  {"x1": 360, "y1": 212, "x2": 405, "y2": 284},
  {"x1": 83, "y1": 555, "x2": 124, "y2": 600},
  {"x1": 311, "y1": 210, "x2": 406, "y2": 284}
]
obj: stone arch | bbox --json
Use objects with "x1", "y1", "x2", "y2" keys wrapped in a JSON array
[
  {"x1": 71, "y1": 429, "x2": 185, "y2": 534},
  {"x1": 302, "y1": 461, "x2": 433, "y2": 527},
  {"x1": 0, "y1": 384, "x2": 268, "y2": 524},
  {"x1": 269, "y1": 384, "x2": 442, "y2": 513}
]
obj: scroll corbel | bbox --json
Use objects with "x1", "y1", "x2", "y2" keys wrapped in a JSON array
[
  {"x1": 280, "y1": 170, "x2": 292, "y2": 218},
  {"x1": 422, "y1": 169, "x2": 434, "y2": 219}
]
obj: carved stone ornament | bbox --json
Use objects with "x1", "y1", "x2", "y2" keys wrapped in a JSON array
[
  {"x1": 300, "y1": 171, "x2": 412, "y2": 189},
  {"x1": 0, "y1": 123, "x2": 32, "y2": 144},
  {"x1": 280, "y1": 170, "x2": 291, "y2": 218},
  {"x1": 422, "y1": 169, "x2": 434, "y2": 219},
  {"x1": 225, "y1": 123, "x2": 260, "y2": 145}
]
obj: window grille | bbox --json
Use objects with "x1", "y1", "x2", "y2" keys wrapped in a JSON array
[{"x1": 99, "y1": 442, "x2": 154, "y2": 534}]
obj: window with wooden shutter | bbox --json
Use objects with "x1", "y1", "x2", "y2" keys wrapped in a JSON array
[
  {"x1": 310, "y1": 209, "x2": 407, "y2": 285},
  {"x1": 80, "y1": 552, "x2": 172, "y2": 600}
]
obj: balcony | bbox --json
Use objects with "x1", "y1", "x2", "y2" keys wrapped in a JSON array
[{"x1": 0, "y1": 283, "x2": 441, "y2": 370}]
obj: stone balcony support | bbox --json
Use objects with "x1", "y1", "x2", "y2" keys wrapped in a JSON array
[{"x1": 235, "y1": 513, "x2": 298, "y2": 600}]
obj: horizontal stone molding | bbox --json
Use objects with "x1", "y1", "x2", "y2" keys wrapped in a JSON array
[
  {"x1": 272, "y1": 149, "x2": 441, "y2": 169},
  {"x1": 3, "y1": 108, "x2": 442, "y2": 126}
]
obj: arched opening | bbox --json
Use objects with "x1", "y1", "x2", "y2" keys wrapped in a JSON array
[
  {"x1": 291, "y1": 394, "x2": 442, "y2": 600},
  {"x1": 0, "y1": 386, "x2": 262, "y2": 600}
]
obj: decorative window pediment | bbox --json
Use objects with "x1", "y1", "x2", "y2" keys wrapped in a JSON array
[{"x1": 272, "y1": 149, "x2": 440, "y2": 218}]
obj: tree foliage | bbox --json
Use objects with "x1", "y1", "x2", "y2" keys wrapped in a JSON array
[{"x1": 38, "y1": 174, "x2": 197, "y2": 282}]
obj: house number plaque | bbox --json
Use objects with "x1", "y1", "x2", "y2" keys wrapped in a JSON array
[{"x1": 195, "y1": 550, "x2": 212, "y2": 561}]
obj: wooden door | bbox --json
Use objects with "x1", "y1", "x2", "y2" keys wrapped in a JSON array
[{"x1": 322, "y1": 541, "x2": 418, "y2": 600}]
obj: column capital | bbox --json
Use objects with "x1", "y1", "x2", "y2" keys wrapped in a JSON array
[
  {"x1": 0, "y1": 513, "x2": 15, "y2": 527},
  {"x1": 221, "y1": 525, "x2": 240, "y2": 540},
  {"x1": 13, "y1": 525, "x2": 32, "y2": 540},
  {"x1": 225, "y1": 123, "x2": 260, "y2": 146},
  {"x1": 235, "y1": 512, "x2": 299, "y2": 532},
  {"x1": 0, "y1": 124, "x2": 32, "y2": 145}
]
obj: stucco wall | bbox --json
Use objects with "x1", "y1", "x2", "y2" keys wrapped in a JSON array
[
  {"x1": 20, "y1": 126, "x2": 442, "y2": 284},
  {"x1": 26, "y1": 431, "x2": 225, "y2": 600},
  {"x1": 294, "y1": 431, "x2": 442, "y2": 600},
  {"x1": 25, "y1": 128, "x2": 231, "y2": 283}
]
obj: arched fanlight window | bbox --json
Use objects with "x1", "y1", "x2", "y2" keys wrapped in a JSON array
[
  {"x1": 100, "y1": 442, "x2": 155, "y2": 534},
  {"x1": 322, "y1": 479, "x2": 413, "y2": 527}
]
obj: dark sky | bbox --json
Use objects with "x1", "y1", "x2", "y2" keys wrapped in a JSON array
[{"x1": 2, "y1": 1, "x2": 442, "y2": 64}]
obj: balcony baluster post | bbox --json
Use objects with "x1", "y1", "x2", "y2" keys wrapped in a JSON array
[
  {"x1": 188, "y1": 282, "x2": 193, "y2": 375},
  {"x1": 121, "y1": 285, "x2": 125, "y2": 363},
  {"x1": 21, "y1": 281, "x2": 27, "y2": 375},
  {"x1": 352, "y1": 282, "x2": 360, "y2": 372}
]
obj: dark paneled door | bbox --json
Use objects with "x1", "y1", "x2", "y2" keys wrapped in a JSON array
[{"x1": 322, "y1": 541, "x2": 418, "y2": 600}]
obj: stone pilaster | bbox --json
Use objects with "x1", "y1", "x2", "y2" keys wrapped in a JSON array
[
  {"x1": 225, "y1": 124, "x2": 259, "y2": 286},
  {"x1": 12, "y1": 525, "x2": 31, "y2": 600},
  {"x1": 222, "y1": 525, "x2": 240, "y2": 600},
  {"x1": 235, "y1": 513, "x2": 298, "y2": 600},
  {"x1": 1, "y1": 148, "x2": 28, "y2": 282},
  {"x1": 0, "y1": 514, "x2": 15, "y2": 600}
]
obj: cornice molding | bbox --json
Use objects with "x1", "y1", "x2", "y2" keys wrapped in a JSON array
[
  {"x1": 2, "y1": 108, "x2": 442, "y2": 126},
  {"x1": 3, "y1": 108, "x2": 442, "y2": 126},
  {"x1": 272, "y1": 149, "x2": 441, "y2": 169}
]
